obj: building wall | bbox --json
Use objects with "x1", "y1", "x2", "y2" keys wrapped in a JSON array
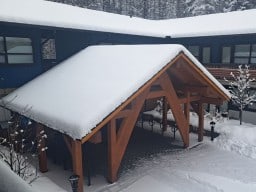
[{"x1": 0, "y1": 23, "x2": 43, "y2": 89}]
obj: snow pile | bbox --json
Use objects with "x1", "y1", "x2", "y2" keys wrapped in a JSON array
[
  {"x1": 214, "y1": 120, "x2": 256, "y2": 159},
  {"x1": 0, "y1": 159, "x2": 38, "y2": 192}
]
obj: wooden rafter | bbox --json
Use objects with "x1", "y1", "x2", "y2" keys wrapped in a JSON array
[
  {"x1": 159, "y1": 73, "x2": 189, "y2": 147},
  {"x1": 180, "y1": 53, "x2": 230, "y2": 100}
]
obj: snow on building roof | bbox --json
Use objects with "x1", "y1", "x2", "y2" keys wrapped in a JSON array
[
  {"x1": 0, "y1": 44, "x2": 230, "y2": 140},
  {"x1": 0, "y1": 160, "x2": 37, "y2": 192},
  {"x1": 1, "y1": 0, "x2": 256, "y2": 38}
]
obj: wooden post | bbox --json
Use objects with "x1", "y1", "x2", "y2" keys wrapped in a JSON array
[
  {"x1": 108, "y1": 119, "x2": 117, "y2": 183},
  {"x1": 184, "y1": 91, "x2": 190, "y2": 137},
  {"x1": 71, "y1": 140, "x2": 83, "y2": 192},
  {"x1": 162, "y1": 97, "x2": 168, "y2": 133},
  {"x1": 36, "y1": 123, "x2": 48, "y2": 173},
  {"x1": 198, "y1": 102, "x2": 204, "y2": 142}
]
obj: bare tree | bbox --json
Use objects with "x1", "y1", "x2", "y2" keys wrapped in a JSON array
[{"x1": 0, "y1": 113, "x2": 47, "y2": 182}]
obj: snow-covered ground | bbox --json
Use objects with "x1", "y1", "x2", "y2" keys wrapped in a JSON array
[{"x1": 29, "y1": 118, "x2": 256, "y2": 192}]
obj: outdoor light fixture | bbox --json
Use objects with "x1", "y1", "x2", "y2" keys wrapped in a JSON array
[
  {"x1": 69, "y1": 174, "x2": 80, "y2": 192},
  {"x1": 210, "y1": 121, "x2": 216, "y2": 141}
]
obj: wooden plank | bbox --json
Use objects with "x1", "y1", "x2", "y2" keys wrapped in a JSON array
[
  {"x1": 71, "y1": 140, "x2": 83, "y2": 192},
  {"x1": 108, "y1": 119, "x2": 117, "y2": 183},
  {"x1": 146, "y1": 90, "x2": 166, "y2": 99},
  {"x1": 198, "y1": 102, "x2": 204, "y2": 142},
  {"x1": 159, "y1": 73, "x2": 189, "y2": 147},
  {"x1": 81, "y1": 54, "x2": 182, "y2": 144},
  {"x1": 36, "y1": 123, "x2": 48, "y2": 173},
  {"x1": 114, "y1": 109, "x2": 132, "y2": 119}
]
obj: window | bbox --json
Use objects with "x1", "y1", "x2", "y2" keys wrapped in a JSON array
[
  {"x1": 41, "y1": 38, "x2": 56, "y2": 60},
  {"x1": 0, "y1": 36, "x2": 33, "y2": 64},
  {"x1": 251, "y1": 44, "x2": 256, "y2": 64},
  {"x1": 234, "y1": 44, "x2": 250, "y2": 64},
  {"x1": 222, "y1": 46, "x2": 231, "y2": 63},
  {"x1": 202, "y1": 47, "x2": 211, "y2": 63},
  {"x1": 188, "y1": 46, "x2": 199, "y2": 59}
]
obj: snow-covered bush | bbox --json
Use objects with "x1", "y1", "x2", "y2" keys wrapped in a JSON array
[{"x1": 224, "y1": 65, "x2": 256, "y2": 125}]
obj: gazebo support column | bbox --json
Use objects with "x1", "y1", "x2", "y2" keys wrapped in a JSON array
[
  {"x1": 108, "y1": 119, "x2": 117, "y2": 183},
  {"x1": 71, "y1": 140, "x2": 83, "y2": 192},
  {"x1": 162, "y1": 97, "x2": 168, "y2": 133},
  {"x1": 36, "y1": 123, "x2": 48, "y2": 173},
  {"x1": 159, "y1": 73, "x2": 189, "y2": 147},
  {"x1": 107, "y1": 89, "x2": 149, "y2": 183},
  {"x1": 198, "y1": 102, "x2": 204, "y2": 142},
  {"x1": 184, "y1": 91, "x2": 190, "y2": 136}
]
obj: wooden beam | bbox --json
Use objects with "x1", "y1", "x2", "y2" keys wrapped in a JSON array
[
  {"x1": 36, "y1": 123, "x2": 48, "y2": 173},
  {"x1": 159, "y1": 73, "x2": 189, "y2": 147},
  {"x1": 179, "y1": 95, "x2": 201, "y2": 104},
  {"x1": 71, "y1": 140, "x2": 83, "y2": 192},
  {"x1": 201, "y1": 97, "x2": 223, "y2": 105},
  {"x1": 181, "y1": 85, "x2": 208, "y2": 94},
  {"x1": 146, "y1": 90, "x2": 166, "y2": 99},
  {"x1": 114, "y1": 109, "x2": 132, "y2": 119},
  {"x1": 198, "y1": 102, "x2": 204, "y2": 142}
]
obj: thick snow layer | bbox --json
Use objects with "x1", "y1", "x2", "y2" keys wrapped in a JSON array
[
  {"x1": 1, "y1": 0, "x2": 256, "y2": 38},
  {"x1": 214, "y1": 120, "x2": 256, "y2": 159},
  {"x1": 0, "y1": 160, "x2": 38, "y2": 192},
  {"x1": 0, "y1": 44, "x2": 229, "y2": 139}
]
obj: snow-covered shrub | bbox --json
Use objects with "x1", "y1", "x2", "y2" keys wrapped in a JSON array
[{"x1": 224, "y1": 65, "x2": 256, "y2": 125}]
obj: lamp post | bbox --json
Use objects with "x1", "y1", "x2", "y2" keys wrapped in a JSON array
[
  {"x1": 210, "y1": 121, "x2": 216, "y2": 141},
  {"x1": 69, "y1": 174, "x2": 80, "y2": 192}
]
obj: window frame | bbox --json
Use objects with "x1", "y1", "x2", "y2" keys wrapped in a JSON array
[{"x1": 0, "y1": 36, "x2": 34, "y2": 65}]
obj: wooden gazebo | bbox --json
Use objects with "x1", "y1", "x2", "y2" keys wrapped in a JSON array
[{"x1": 1, "y1": 45, "x2": 230, "y2": 192}]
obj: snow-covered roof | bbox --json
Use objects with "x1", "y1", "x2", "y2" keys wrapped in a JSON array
[
  {"x1": 1, "y1": 0, "x2": 256, "y2": 38},
  {"x1": 0, "y1": 44, "x2": 230, "y2": 140}
]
